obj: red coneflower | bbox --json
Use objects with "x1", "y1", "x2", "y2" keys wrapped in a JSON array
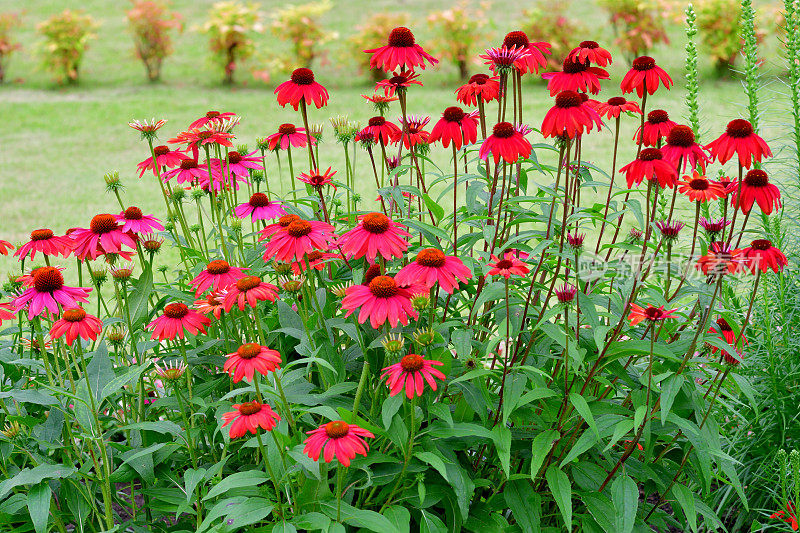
[
  {"x1": 70, "y1": 214, "x2": 138, "y2": 260},
  {"x1": 542, "y1": 57, "x2": 609, "y2": 96},
  {"x1": 395, "y1": 248, "x2": 472, "y2": 294},
  {"x1": 365, "y1": 26, "x2": 439, "y2": 72},
  {"x1": 568, "y1": 40, "x2": 613, "y2": 67},
  {"x1": 705, "y1": 119, "x2": 772, "y2": 168},
  {"x1": 0, "y1": 302, "x2": 16, "y2": 325},
  {"x1": 696, "y1": 241, "x2": 744, "y2": 276},
  {"x1": 556, "y1": 283, "x2": 578, "y2": 304},
  {"x1": 707, "y1": 317, "x2": 747, "y2": 356},
  {"x1": 634, "y1": 110, "x2": 677, "y2": 147},
  {"x1": 298, "y1": 167, "x2": 337, "y2": 190},
  {"x1": 342, "y1": 274, "x2": 419, "y2": 328},
  {"x1": 741, "y1": 239, "x2": 788, "y2": 273},
  {"x1": 14, "y1": 229, "x2": 73, "y2": 260},
  {"x1": 363, "y1": 116, "x2": 401, "y2": 145},
  {"x1": 619, "y1": 148, "x2": 677, "y2": 188},
  {"x1": 262, "y1": 218, "x2": 337, "y2": 263},
  {"x1": 620, "y1": 56, "x2": 673, "y2": 97},
  {"x1": 168, "y1": 129, "x2": 234, "y2": 151},
  {"x1": 456, "y1": 73, "x2": 501, "y2": 106},
  {"x1": 397, "y1": 114, "x2": 431, "y2": 149},
  {"x1": 291, "y1": 250, "x2": 340, "y2": 275},
  {"x1": 729, "y1": 169, "x2": 782, "y2": 215},
  {"x1": 303, "y1": 420, "x2": 374, "y2": 466},
  {"x1": 12, "y1": 267, "x2": 90, "y2": 320},
  {"x1": 594, "y1": 96, "x2": 641, "y2": 120},
  {"x1": 274, "y1": 68, "x2": 329, "y2": 110},
  {"x1": 381, "y1": 353, "x2": 446, "y2": 398},
  {"x1": 136, "y1": 145, "x2": 189, "y2": 178},
  {"x1": 188, "y1": 111, "x2": 237, "y2": 130},
  {"x1": 428, "y1": 106, "x2": 479, "y2": 150},
  {"x1": 234, "y1": 193, "x2": 286, "y2": 222},
  {"x1": 488, "y1": 252, "x2": 529, "y2": 278},
  {"x1": 338, "y1": 212, "x2": 410, "y2": 262},
  {"x1": 479, "y1": 122, "x2": 532, "y2": 164},
  {"x1": 259, "y1": 214, "x2": 301, "y2": 241},
  {"x1": 362, "y1": 93, "x2": 399, "y2": 106},
  {"x1": 128, "y1": 118, "x2": 167, "y2": 138},
  {"x1": 0, "y1": 240, "x2": 13, "y2": 255},
  {"x1": 49, "y1": 307, "x2": 103, "y2": 346},
  {"x1": 678, "y1": 171, "x2": 726, "y2": 202},
  {"x1": 375, "y1": 69, "x2": 422, "y2": 97},
  {"x1": 222, "y1": 401, "x2": 281, "y2": 438},
  {"x1": 770, "y1": 503, "x2": 798, "y2": 531},
  {"x1": 661, "y1": 125, "x2": 710, "y2": 172},
  {"x1": 541, "y1": 90, "x2": 602, "y2": 139},
  {"x1": 223, "y1": 276, "x2": 279, "y2": 312},
  {"x1": 190, "y1": 259, "x2": 247, "y2": 296},
  {"x1": 480, "y1": 45, "x2": 530, "y2": 74},
  {"x1": 193, "y1": 290, "x2": 226, "y2": 319},
  {"x1": 500, "y1": 31, "x2": 551, "y2": 74},
  {"x1": 161, "y1": 159, "x2": 217, "y2": 187},
  {"x1": 628, "y1": 303, "x2": 678, "y2": 326},
  {"x1": 115, "y1": 206, "x2": 164, "y2": 235},
  {"x1": 224, "y1": 343, "x2": 282, "y2": 383},
  {"x1": 147, "y1": 302, "x2": 211, "y2": 340},
  {"x1": 267, "y1": 123, "x2": 316, "y2": 151}
]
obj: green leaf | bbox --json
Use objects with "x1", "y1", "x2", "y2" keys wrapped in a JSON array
[
  {"x1": 184, "y1": 468, "x2": 207, "y2": 503},
  {"x1": 118, "y1": 420, "x2": 183, "y2": 435},
  {"x1": 423, "y1": 193, "x2": 445, "y2": 221},
  {"x1": 0, "y1": 464, "x2": 76, "y2": 499},
  {"x1": 381, "y1": 393, "x2": 403, "y2": 430},
  {"x1": 128, "y1": 265, "x2": 153, "y2": 328},
  {"x1": 203, "y1": 470, "x2": 270, "y2": 501},
  {"x1": 419, "y1": 509, "x2": 447, "y2": 533},
  {"x1": 272, "y1": 522, "x2": 297, "y2": 533},
  {"x1": 26, "y1": 482, "x2": 50, "y2": 533},
  {"x1": 545, "y1": 465, "x2": 572, "y2": 529},
  {"x1": 530, "y1": 430, "x2": 559, "y2": 480},
  {"x1": 0, "y1": 390, "x2": 58, "y2": 406},
  {"x1": 502, "y1": 373, "x2": 527, "y2": 424},
  {"x1": 492, "y1": 425, "x2": 512, "y2": 478},
  {"x1": 86, "y1": 344, "x2": 115, "y2": 403},
  {"x1": 611, "y1": 474, "x2": 638, "y2": 533},
  {"x1": 660, "y1": 374, "x2": 683, "y2": 426},
  {"x1": 319, "y1": 500, "x2": 395, "y2": 532},
  {"x1": 569, "y1": 393, "x2": 599, "y2": 438},
  {"x1": 101, "y1": 363, "x2": 149, "y2": 401},
  {"x1": 505, "y1": 479, "x2": 540, "y2": 533},
  {"x1": 672, "y1": 484, "x2": 697, "y2": 532},
  {"x1": 383, "y1": 505, "x2": 411, "y2": 533}
]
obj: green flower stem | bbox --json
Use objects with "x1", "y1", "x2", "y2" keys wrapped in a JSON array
[
  {"x1": 379, "y1": 395, "x2": 417, "y2": 512},
  {"x1": 256, "y1": 431, "x2": 285, "y2": 519},
  {"x1": 287, "y1": 145, "x2": 297, "y2": 203},
  {"x1": 350, "y1": 361, "x2": 370, "y2": 424}
]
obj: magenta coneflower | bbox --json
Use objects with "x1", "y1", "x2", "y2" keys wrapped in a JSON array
[
  {"x1": 262, "y1": 218, "x2": 337, "y2": 263},
  {"x1": 479, "y1": 122, "x2": 532, "y2": 164},
  {"x1": 169, "y1": 129, "x2": 234, "y2": 151},
  {"x1": 137, "y1": 145, "x2": 189, "y2": 178},
  {"x1": 12, "y1": 267, "x2": 91, "y2": 320},
  {"x1": 655, "y1": 220, "x2": 685, "y2": 242},
  {"x1": 488, "y1": 252, "x2": 529, "y2": 278},
  {"x1": 628, "y1": 304, "x2": 678, "y2": 326},
  {"x1": 568, "y1": 40, "x2": 612, "y2": 67},
  {"x1": 594, "y1": 96, "x2": 641, "y2": 120},
  {"x1": 381, "y1": 353, "x2": 446, "y2": 398},
  {"x1": 741, "y1": 239, "x2": 787, "y2": 274},
  {"x1": 365, "y1": 26, "x2": 439, "y2": 72},
  {"x1": 190, "y1": 259, "x2": 247, "y2": 296},
  {"x1": 162, "y1": 159, "x2": 218, "y2": 187},
  {"x1": 222, "y1": 150, "x2": 263, "y2": 178},
  {"x1": 342, "y1": 275, "x2": 419, "y2": 328},
  {"x1": 70, "y1": 214, "x2": 138, "y2": 260},
  {"x1": 188, "y1": 111, "x2": 237, "y2": 130},
  {"x1": 375, "y1": 69, "x2": 422, "y2": 97},
  {"x1": 222, "y1": 401, "x2": 281, "y2": 438},
  {"x1": 193, "y1": 290, "x2": 226, "y2": 319},
  {"x1": 223, "y1": 275, "x2": 279, "y2": 312},
  {"x1": 480, "y1": 45, "x2": 530, "y2": 74},
  {"x1": 49, "y1": 307, "x2": 103, "y2": 346},
  {"x1": 235, "y1": 193, "x2": 286, "y2": 222},
  {"x1": 298, "y1": 167, "x2": 337, "y2": 190},
  {"x1": 729, "y1": 169, "x2": 782, "y2": 215},
  {"x1": 542, "y1": 57, "x2": 609, "y2": 96},
  {"x1": 274, "y1": 68, "x2": 329, "y2": 110},
  {"x1": 620, "y1": 56, "x2": 673, "y2": 97},
  {"x1": 338, "y1": 212, "x2": 410, "y2": 262},
  {"x1": 128, "y1": 118, "x2": 167, "y2": 137},
  {"x1": 0, "y1": 303, "x2": 16, "y2": 325},
  {"x1": 363, "y1": 116, "x2": 401, "y2": 145},
  {"x1": 267, "y1": 123, "x2": 316, "y2": 151},
  {"x1": 500, "y1": 31, "x2": 550, "y2": 74},
  {"x1": 115, "y1": 206, "x2": 164, "y2": 235},
  {"x1": 555, "y1": 283, "x2": 578, "y2": 304},
  {"x1": 705, "y1": 119, "x2": 772, "y2": 168},
  {"x1": 699, "y1": 217, "x2": 730, "y2": 237},
  {"x1": 456, "y1": 73, "x2": 501, "y2": 106},
  {"x1": 224, "y1": 343, "x2": 282, "y2": 383},
  {"x1": 428, "y1": 107, "x2": 479, "y2": 150},
  {"x1": 395, "y1": 248, "x2": 472, "y2": 294},
  {"x1": 661, "y1": 125, "x2": 709, "y2": 172},
  {"x1": 634, "y1": 110, "x2": 677, "y2": 147},
  {"x1": 619, "y1": 148, "x2": 677, "y2": 189},
  {"x1": 541, "y1": 90, "x2": 602, "y2": 139},
  {"x1": 14, "y1": 229, "x2": 73, "y2": 260},
  {"x1": 147, "y1": 302, "x2": 211, "y2": 340},
  {"x1": 303, "y1": 420, "x2": 374, "y2": 466}
]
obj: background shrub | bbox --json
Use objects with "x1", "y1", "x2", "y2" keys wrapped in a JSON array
[
  {"x1": 126, "y1": 0, "x2": 183, "y2": 82},
  {"x1": 36, "y1": 9, "x2": 98, "y2": 84}
]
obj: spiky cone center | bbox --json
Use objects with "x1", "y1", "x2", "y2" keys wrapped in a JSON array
[
  {"x1": 286, "y1": 220, "x2": 312, "y2": 238},
  {"x1": 555, "y1": 91, "x2": 582, "y2": 109},
  {"x1": 291, "y1": 68, "x2": 315, "y2": 85},
  {"x1": 387, "y1": 27, "x2": 415, "y2": 47},
  {"x1": 639, "y1": 148, "x2": 663, "y2": 161},
  {"x1": 196, "y1": 131, "x2": 214, "y2": 140},
  {"x1": 726, "y1": 119, "x2": 754, "y2": 138},
  {"x1": 607, "y1": 96, "x2": 627, "y2": 106},
  {"x1": 716, "y1": 317, "x2": 732, "y2": 331},
  {"x1": 278, "y1": 214, "x2": 300, "y2": 227},
  {"x1": 744, "y1": 169, "x2": 768, "y2": 187},
  {"x1": 361, "y1": 212, "x2": 391, "y2": 234},
  {"x1": 236, "y1": 276, "x2": 261, "y2": 291},
  {"x1": 164, "y1": 303, "x2": 189, "y2": 319},
  {"x1": 413, "y1": 328, "x2": 435, "y2": 346},
  {"x1": 306, "y1": 250, "x2": 323, "y2": 262},
  {"x1": 237, "y1": 343, "x2": 262, "y2": 360},
  {"x1": 667, "y1": 125, "x2": 695, "y2": 147},
  {"x1": 30, "y1": 228, "x2": 54, "y2": 241},
  {"x1": 278, "y1": 123, "x2": 296, "y2": 135},
  {"x1": 238, "y1": 401, "x2": 263, "y2": 416},
  {"x1": 632, "y1": 56, "x2": 656, "y2": 71},
  {"x1": 400, "y1": 353, "x2": 425, "y2": 372},
  {"x1": 503, "y1": 30, "x2": 530, "y2": 48},
  {"x1": 227, "y1": 151, "x2": 242, "y2": 164},
  {"x1": 750, "y1": 239, "x2": 772, "y2": 250},
  {"x1": 492, "y1": 121, "x2": 515, "y2": 139},
  {"x1": 647, "y1": 110, "x2": 669, "y2": 124},
  {"x1": 416, "y1": 248, "x2": 446, "y2": 267},
  {"x1": 562, "y1": 57, "x2": 589, "y2": 74},
  {"x1": 153, "y1": 145, "x2": 170, "y2": 156},
  {"x1": 644, "y1": 306, "x2": 665, "y2": 320},
  {"x1": 206, "y1": 260, "x2": 231, "y2": 275},
  {"x1": 368, "y1": 116, "x2": 386, "y2": 127},
  {"x1": 579, "y1": 40, "x2": 599, "y2": 49},
  {"x1": 90, "y1": 214, "x2": 118, "y2": 235},
  {"x1": 369, "y1": 275, "x2": 399, "y2": 298},
  {"x1": 33, "y1": 267, "x2": 64, "y2": 292},
  {"x1": 143, "y1": 238, "x2": 162, "y2": 252},
  {"x1": 364, "y1": 263, "x2": 382, "y2": 285},
  {"x1": 180, "y1": 159, "x2": 199, "y2": 170},
  {"x1": 62, "y1": 308, "x2": 87, "y2": 322},
  {"x1": 469, "y1": 73, "x2": 489, "y2": 85},
  {"x1": 443, "y1": 106, "x2": 466, "y2": 122},
  {"x1": 689, "y1": 178, "x2": 710, "y2": 190},
  {"x1": 496, "y1": 259, "x2": 514, "y2": 269},
  {"x1": 124, "y1": 206, "x2": 143, "y2": 220},
  {"x1": 206, "y1": 111, "x2": 220, "y2": 118}
]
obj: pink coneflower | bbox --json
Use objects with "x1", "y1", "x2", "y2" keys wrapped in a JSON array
[
  {"x1": 0, "y1": 302, "x2": 16, "y2": 325},
  {"x1": 634, "y1": 110, "x2": 677, "y2": 147},
  {"x1": 193, "y1": 290, "x2": 226, "y2": 319},
  {"x1": 705, "y1": 119, "x2": 772, "y2": 168},
  {"x1": 741, "y1": 239, "x2": 788, "y2": 274},
  {"x1": 304, "y1": 420, "x2": 374, "y2": 467},
  {"x1": 0, "y1": 240, "x2": 13, "y2": 255},
  {"x1": 567, "y1": 232, "x2": 585, "y2": 251},
  {"x1": 291, "y1": 250, "x2": 340, "y2": 275},
  {"x1": 224, "y1": 343, "x2": 282, "y2": 383},
  {"x1": 363, "y1": 116, "x2": 401, "y2": 145},
  {"x1": 594, "y1": 96, "x2": 641, "y2": 120},
  {"x1": 395, "y1": 248, "x2": 472, "y2": 294},
  {"x1": 190, "y1": 260, "x2": 247, "y2": 296},
  {"x1": 428, "y1": 107, "x2": 479, "y2": 150},
  {"x1": 397, "y1": 114, "x2": 431, "y2": 149},
  {"x1": 628, "y1": 303, "x2": 678, "y2": 326},
  {"x1": 235, "y1": 193, "x2": 286, "y2": 222},
  {"x1": 115, "y1": 207, "x2": 164, "y2": 235},
  {"x1": 381, "y1": 353, "x2": 446, "y2": 398},
  {"x1": 223, "y1": 276, "x2": 279, "y2": 312},
  {"x1": 188, "y1": 111, "x2": 237, "y2": 130},
  {"x1": 70, "y1": 214, "x2": 138, "y2": 260},
  {"x1": 222, "y1": 401, "x2": 281, "y2": 438},
  {"x1": 49, "y1": 307, "x2": 103, "y2": 346},
  {"x1": 699, "y1": 217, "x2": 730, "y2": 236},
  {"x1": 376, "y1": 69, "x2": 422, "y2": 97},
  {"x1": 678, "y1": 172, "x2": 726, "y2": 202},
  {"x1": 222, "y1": 150, "x2": 263, "y2": 178},
  {"x1": 129, "y1": 118, "x2": 167, "y2": 137},
  {"x1": 729, "y1": 169, "x2": 782, "y2": 215},
  {"x1": 169, "y1": 129, "x2": 234, "y2": 151},
  {"x1": 456, "y1": 73, "x2": 501, "y2": 106},
  {"x1": 696, "y1": 241, "x2": 744, "y2": 276},
  {"x1": 620, "y1": 56, "x2": 673, "y2": 97},
  {"x1": 655, "y1": 220, "x2": 684, "y2": 242},
  {"x1": 568, "y1": 40, "x2": 612, "y2": 67},
  {"x1": 162, "y1": 159, "x2": 218, "y2": 187},
  {"x1": 342, "y1": 275, "x2": 419, "y2": 328},
  {"x1": 541, "y1": 90, "x2": 602, "y2": 139},
  {"x1": 147, "y1": 302, "x2": 211, "y2": 340},
  {"x1": 14, "y1": 229, "x2": 73, "y2": 260},
  {"x1": 12, "y1": 267, "x2": 91, "y2": 320},
  {"x1": 267, "y1": 123, "x2": 316, "y2": 151},
  {"x1": 542, "y1": 57, "x2": 609, "y2": 96},
  {"x1": 661, "y1": 125, "x2": 709, "y2": 172},
  {"x1": 479, "y1": 122, "x2": 532, "y2": 164},
  {"x1": 298, "y1": 167, "x2": 337, "y2": 190},
  {"x1": 275, "y1": 68, "x2": 329, "y2": 110},
  {"x1": 480, "y1": 45, "x2": 530, "y2": 74},
  {"x1": 263, "y1": 218, "x2": 337, "y2": 263},
  {"x1": 619, "y1": 148, "x2": 677, "y2": 188},
  {"x1": 555, "y1": 283, "x2": 578, "y2": 304},
  {"x1": 338, "y1": 212, "x2": 410, "y2": 262},
  {"x1": 136, "y1": 145, "x2": 189, "y2": 178},
  {"x1": 500, "y1": 31, "x2": 550, "y2": 74},
  {"x1": 365, "y1": 26, "x2": 438, "y2": 72},
  {"x1": 259, "y1": 214, "x2": 301, "y2": 241},
  {"x1": 488, "y1": 252, "x2": 529, "y2": 278}
]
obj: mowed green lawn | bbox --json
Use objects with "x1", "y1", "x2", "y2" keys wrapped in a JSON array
[{"x1": 0, "y1": 0, "x2": 790, "y2": 277}]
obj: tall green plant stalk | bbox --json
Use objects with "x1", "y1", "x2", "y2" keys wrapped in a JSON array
[{"x1": 685, "y1": 4, "x2": 701, "y2": 137}]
